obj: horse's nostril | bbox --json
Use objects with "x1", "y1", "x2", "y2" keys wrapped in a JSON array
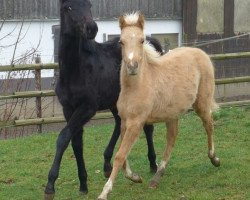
[
  {"x1": 85, "y1": 21, "x2": 98, "y2": 39},
  {"x1": 134, "y1": 62, "x2": 138, "y2": 68},
  {"x1": 87, "y1": 26, "x2": 91, "y2": 34}
]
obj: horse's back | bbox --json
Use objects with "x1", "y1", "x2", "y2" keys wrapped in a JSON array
[
  {"x1": 147, "y1": 47, "x2": 215, "y2": 121},
  {"x1": 164, "y1": 47, "x2": 214, "y2": 75}
]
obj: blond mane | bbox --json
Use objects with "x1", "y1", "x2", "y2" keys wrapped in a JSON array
[
  {"x1": 143, "y1": 42, "x2": 161, "y2": 66},
  {"x1": 120, "y1": 12, "x2": 144, "y2": 29},
  {"x1": 123, "y1": 12, "x2": 140, "y2": 26}
]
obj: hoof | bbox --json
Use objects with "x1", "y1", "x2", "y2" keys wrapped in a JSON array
[
  {"x1": 104, "y1": 163, "x2": 112, "y2": 178},
  {"x1": 149, "y1": 179, "x2": 159, "y2": 189},
  {"x1": 80, "y1": 190, "x2": 88, "y2": 196},
  {"x1": 104, "y1": 171, "x2": 111, "y2": 178},
  {"x1": 79, "y1": 184, "x2": 88, "y2": 195},
  {"x1": 44, "y1": 193, "x2": 55, "y2": 200},
  {"x1": 97, "y1": 195, "x2": 107, "y2": 200},
  {"x1": 210, "y1": 157, "x2": 220, "y2": 167},
  {"x1": 126, "y1": 173, "x2": 143, "y2": 183}
]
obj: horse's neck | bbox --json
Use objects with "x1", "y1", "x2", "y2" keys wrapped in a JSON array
[
  {"x1": 80, "y1": 38, "x2": 96, "y2": 53},
  {"x1": 59, "y1": 34, "x2": 80, "y2": 73}
]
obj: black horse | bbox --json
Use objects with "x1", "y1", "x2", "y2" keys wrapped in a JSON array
[{"x1": 44, "y1": 0, "x2": 163, "y2": 199}]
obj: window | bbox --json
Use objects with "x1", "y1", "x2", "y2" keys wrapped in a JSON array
[{"x1": 151, "y1": 34, "x2": 179, "y2": 52}]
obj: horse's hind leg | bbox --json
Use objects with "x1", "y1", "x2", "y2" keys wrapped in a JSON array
[
  {"x1": 103, "y1": 108, "x2": 121, "y2": 178},
  {"x1": 143, "y1": 125, "x2": 157, "y2": 172},
  {"x1": 193, "y1": 101, "x2": 220, "y2": 167},
  {"x1": 149, "y1": 119, "x2": 178, "y2": 188},
  {"x1": 71, "y1": 129, "x2": 88, "y2": 194}
]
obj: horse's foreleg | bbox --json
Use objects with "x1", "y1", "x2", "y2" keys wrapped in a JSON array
[
  {"x1": 44, "y1": 103, "x2": 96, "y2": 200},
  {"x1": 123, "y1": 160, "x2": 142, "y2": 183},
  {"x1": 98, "y1": 120, "x2": 143, "y2": 200},
  {"x1": 103, "y1": 108, "x2": 121, "y2": 178},
  {"x1": 71, "y1": 129, "x2": 88, "y2": 194},
  {"x1": 44, "y1": 126, "x2": 72, "y2": 200},
  {"x1": 44, "y1": 106, "x2": 73, "y2": 200},
  {"x1": 149, "y1": 119, "x2": 178, "y2": 188},
  {"x1": 66, "y1": 104, "x2": 96, "y2": 194},
  {"x1": 121, "y1": 120, "x2": 142, "y2": 183},
  {"x1": 143, "y1": 124, "x2": 157, "y2": 173}
]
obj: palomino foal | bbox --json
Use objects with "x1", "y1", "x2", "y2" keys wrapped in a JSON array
[{"x1": 98, "y1": 12, "x2": 220, "y2": 200}]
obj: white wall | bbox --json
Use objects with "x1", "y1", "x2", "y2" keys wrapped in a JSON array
[
  {"x1": 0, "y1": 20, "x2": 59, "y2": 79},
  {"x1": 0, "y1": 19, "x2": 182, "y2": 78},
  {"x1": 96, "y1": 19, "x2": 182, "y2": 45}
]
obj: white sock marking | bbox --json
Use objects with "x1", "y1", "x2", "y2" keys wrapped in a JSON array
[
  {"x1": 158, "y1": 161, "x2": 167, "y2": 171},
  {"x1": 98, "y1": 179, "x2": 113, "y2": 199},
  {"x1": 125, "y1": 161, "x2": 133, "y2": 178}
]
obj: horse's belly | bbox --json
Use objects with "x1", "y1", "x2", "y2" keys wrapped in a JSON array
[
  {"x1": 147, "y1": 93, "x2": 196, "y2": 123},
  {"x1": 147, "y1": 108, "x2": 185, "y2": 123}
]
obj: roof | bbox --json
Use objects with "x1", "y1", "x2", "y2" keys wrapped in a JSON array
[{"x1": 0, "y1": 0, "x2": 182, "y2": 21}]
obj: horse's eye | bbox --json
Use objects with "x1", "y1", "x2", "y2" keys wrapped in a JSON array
[
  {"x1": 64, "y1": 6, "x2": 72, "y2": 11},
  {"x1": 141, "y1": 39, "x2": 145, "y2": 44}
]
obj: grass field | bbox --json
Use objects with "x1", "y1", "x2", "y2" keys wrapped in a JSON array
[{"x1": 0, "y1": 106, "x2": 249, "y2": 200}]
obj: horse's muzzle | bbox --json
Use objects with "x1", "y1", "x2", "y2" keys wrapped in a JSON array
[
  {"x1": 127, "y1": 62, "x2": 139, "y2": 75},
  {"x1": 86, "y1": 21, "x2": 98, "y2": 39}
]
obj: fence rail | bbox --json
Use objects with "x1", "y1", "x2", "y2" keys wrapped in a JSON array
[
  {"x1": 1, "y1": 76, "x2": 250, "y2": 101},
  {"x1": 1, "y1": 100, "x2": 250, "y2": 129},
  {"x1": 0, "y1": 90, "x2": 55, "y2": 100},
  {"x1": 0, "y1": 112, "x2": 113, "y2": 128},
  {"x1": 0, "y1": 63, "x2": 58, "y2": 72},
  {"x1": 1, "y1": 51, "x2": 250, "y2": 130},
  {"x1": 0, "y1": 52, "x2": 250, "y2": 72}
]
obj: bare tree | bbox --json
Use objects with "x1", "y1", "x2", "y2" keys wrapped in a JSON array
[{"x1": 0, "y1": 20, "x2": 45, "y2": 138}]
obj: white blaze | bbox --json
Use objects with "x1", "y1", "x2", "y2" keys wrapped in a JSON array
[{"x1": 128, "y1": 52, "x2": 134, "y2": 60}]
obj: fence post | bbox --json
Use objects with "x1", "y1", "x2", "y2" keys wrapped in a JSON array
[{"x1": 35, "y1": 55, "x2": 42, "y2": 133}]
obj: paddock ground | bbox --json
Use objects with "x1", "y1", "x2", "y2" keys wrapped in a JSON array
[{"x1": 0, "y1": 106, "x2": 249, "y2": 199}]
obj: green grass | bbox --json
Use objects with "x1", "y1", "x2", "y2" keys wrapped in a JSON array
[{"x1": 0, "y1": 106, "x2": 249, "y2": 200}]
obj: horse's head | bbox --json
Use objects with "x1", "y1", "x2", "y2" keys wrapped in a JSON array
[
  {"x1": 60, "y1": 0, "x2": 98, "y2": 39},
  {"x1": 119, "y1": 12, "x2": 145, "y2": 75}
]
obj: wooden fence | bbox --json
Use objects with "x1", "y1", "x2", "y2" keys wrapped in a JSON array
[{"x1": 0, "y1": 52, "x2": 250, "y2": 130}]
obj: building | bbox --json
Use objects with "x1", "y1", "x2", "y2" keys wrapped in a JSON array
[
  {"x1": 0, "y1": 0, "x2": 249, "y2": 98},
  {"x1": 183, "y1": 0, "x2": 250, "y2": 101},
  {"x1": 0, "y1": 0, "x2": 182, "y2": 78}
]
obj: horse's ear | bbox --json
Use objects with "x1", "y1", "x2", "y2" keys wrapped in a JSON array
[
  {"x1": 119, "y1": 15, "x2": 126, "y2": 30},
  {"x1": 136, "y1": 13, "x2": 145, "y2": 29}
]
